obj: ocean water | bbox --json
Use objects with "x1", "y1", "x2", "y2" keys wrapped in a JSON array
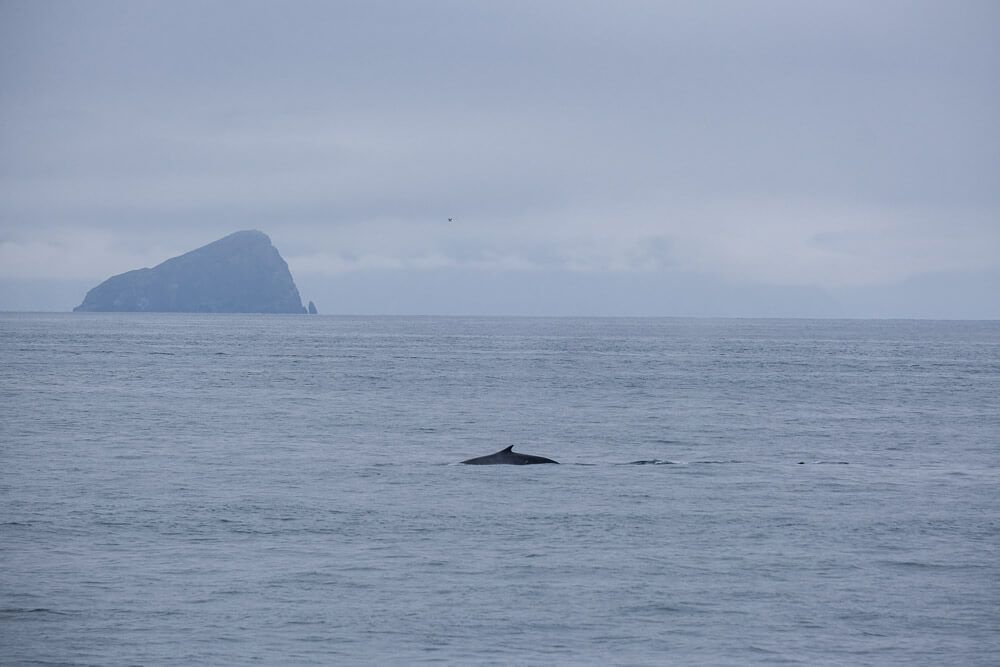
[{"x1": 2, "y1": 313, "x2": 998, "y2": 665}]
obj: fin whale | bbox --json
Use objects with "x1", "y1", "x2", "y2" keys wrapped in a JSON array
[{"x1": 461, "y1": 445, "x2": 558, "y2": 465}]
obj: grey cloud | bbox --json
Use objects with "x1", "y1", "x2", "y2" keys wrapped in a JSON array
[{"x1": 1, "y1": 1, "x2": 998, "y2": 314}]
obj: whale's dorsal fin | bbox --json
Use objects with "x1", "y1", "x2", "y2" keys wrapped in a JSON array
[{"x1": 501, "y1": 445, "x2": 514, "y2": 453}]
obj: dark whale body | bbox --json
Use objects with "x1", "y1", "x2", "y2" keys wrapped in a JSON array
[{"x1": 461, "y1": 445, "x2": 559, "y2": 465}]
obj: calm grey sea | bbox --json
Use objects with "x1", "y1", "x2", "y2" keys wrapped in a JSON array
[{"x1": 2, "y1": 314, "x2": 998, "y2": 665}]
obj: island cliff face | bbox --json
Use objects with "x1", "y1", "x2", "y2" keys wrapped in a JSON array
[{"x1": 74, "y1": 230, "x2": 307, "y2": 313}]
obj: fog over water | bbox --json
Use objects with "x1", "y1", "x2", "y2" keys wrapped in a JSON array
[
  {"x1": 2, "y1": 2, "x2": 999, "y2": 316},
  {"x1": 2, "y1": 4, "x2": 1000, "y2": 664}
]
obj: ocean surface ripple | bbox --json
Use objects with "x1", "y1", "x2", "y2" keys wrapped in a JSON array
[{"x1": 2, "y1": 314, "x2": 998, "y2": 665}]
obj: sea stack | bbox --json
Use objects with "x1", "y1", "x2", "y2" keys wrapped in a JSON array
[
  {"x1": 307, "y1": 301, "x2": 318, "y2": 314},
  {"x1": 74, "y1": 230, "x2": 307, "y2": 313}
]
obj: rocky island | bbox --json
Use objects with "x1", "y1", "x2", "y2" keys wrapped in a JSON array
[{"x1": 74, "y1": 230, "x2": 309, "y2": 313}]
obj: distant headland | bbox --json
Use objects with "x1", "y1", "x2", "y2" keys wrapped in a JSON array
[{"x1": 74, "y1": 230, "x2": 313, "y2": 314}]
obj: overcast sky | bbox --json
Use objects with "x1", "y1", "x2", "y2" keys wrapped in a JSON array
[{"x1": 1, "y1": 0, "x2": 998, "y2": 316}]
